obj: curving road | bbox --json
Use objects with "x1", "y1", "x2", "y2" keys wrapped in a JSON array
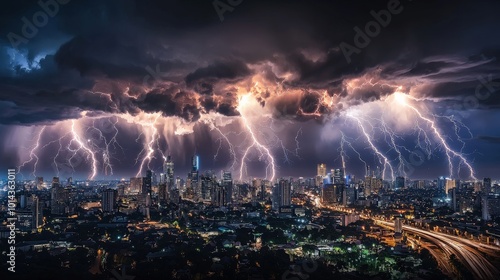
[{"x1": 376, "y1": 220, "x2": 500, "y2": 280}]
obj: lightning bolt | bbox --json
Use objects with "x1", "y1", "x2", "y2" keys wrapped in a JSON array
[
  {"x1": 346, "y1": 111, "x2": 395, "y2": 181},
  {"x1": 272, "y1": 123, "x2": 302, "y2": 164},
  {"x1": 394, "y1": 92, "x2": 476, "y2": 180},
  {"x1": 205, "y1": 119, "x2": 238, "y2": 171},
  {"x1": 86, "y1": 118, "x2": 123, "y2": 176},
  {"x1": 339, "y1": 131, "x2": 348, "y2": 173},
  {"x1": 339, "y1": 131, "x2": 368, "y2": 172},
  {"x1": 135, "y1": 114, "x2": 161, "y2": 177},
  {"x1": 40, "y1": 131, "x2": 70, "y2": 177},
  {"x1": 68, "y1": 120, "x2": 98, "y2": 180},
  {"x1": 18, "y1": 126, "x2": 46, "y2": 178},
  {"x1": 379, "y1": 120, "x2": 408, "y2": 177},
  {"x1": 238, "y1": 94, "x2": 276, "y2": 182}
]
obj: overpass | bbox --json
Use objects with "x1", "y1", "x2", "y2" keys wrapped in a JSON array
[{"x1": 375, "y1": 219, "x2": 500, "y2": 280}]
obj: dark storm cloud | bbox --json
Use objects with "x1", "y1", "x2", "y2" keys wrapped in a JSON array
[
  {"x1": 2, "y1": 0, "x2": 500, "y2": 125},
  {"x1": 133, "y1": 89, "x2": 201, "y2": 121},
  {"x1": 186, "y1": 61, "x2": 252, "y2": 84}
]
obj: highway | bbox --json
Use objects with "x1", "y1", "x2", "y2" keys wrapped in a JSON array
[{"x1": 375, "y1": 219, "x2": 500, "y2": 280}]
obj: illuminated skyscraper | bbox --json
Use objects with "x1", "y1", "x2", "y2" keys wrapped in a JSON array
[
  {"x1": 31, "y1": 195, "x2": 43, "y2": 230},
  {"x1": 437, "y1": 176, "x2": 446, "y2": 195},
  {"x1": 222, "y1": 171, "x2": 233, "y2": 204},
  {"x1": 188, "y1": 155, "x2": 200, "y2": 200},
  {"x1": 192, "y1": 155, "x2": 199, "y2": 172},
  {"x1": 317, "y1": 164, "x2": 327, "y2": 177},
  {"x1": 333, "y1": 168, "x2": 344, "y2": 184},
  {"x1": 164, "y1": 155, "x2": 175, "y2": 187},
  {"x1": 316, "y1": 163, "x2": 327, "y2": 186},
  {"x1": 273, "y1": 179, "x2": 291, "y2": 209},
  {"x1": 445, "y1": 179, "x2": 456, "y2": 195},
  {"x1": 129, "y1": 177, "x2": 143, "y2": 195}
]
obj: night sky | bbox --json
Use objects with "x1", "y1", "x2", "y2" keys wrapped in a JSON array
[{"x1": 1, "y1": 0, "x2": 500, "y2": 181}]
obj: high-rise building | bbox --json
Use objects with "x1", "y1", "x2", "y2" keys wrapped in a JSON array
[
  {"x1": 482, "y1": 195, "x2": 490, "y2": 221},
  {"x1": 371, "y1": 177, "x2": 382, "y2": 194},
  {"x1": 345, "y1": 185, "x2": 356, "y2": 205},
  {"x1": 273, "y1": 179, "x2": 291, "y2": 210},
  {"x1": 142, "y1": 170, "x2": 153, "y2": 195},
  {"x1": 488, "y1": 197, "x2": 500, "y2": 219},
  {"x1": 212, "y1": 184, "x2": 226, "y2": 207},
  {"x1": 158, "y1": 183, "x2": 168, "y2": 203},
  {"x1": 222, "y1": 171, "x2": 233, "y2": 204},
  {"x1": 317, "y1": 164, "x2": 327, "y2": 177},
  {"x1": 251, "y1": 178, "x2": 262, "y2": 202},
  {"x1": 345, "y1": 174, "x2": 352, "y2": 186},
  {"x1": 417, "y1": 180, "x2": 425, "y2": 189},
  {"x1": 189, "y1": 155, "x2": 200, "y2": 199},
  {"x1": 322, "y1": 183, "x2": 343, "y2": 205},
  {"x1": 201, "y1": 172, "x2": 215, "y2": 201},
  {"x1": 164, "y1": 155, "x2": 175, "y2": 191},
  {"x1": 445, "y1": 179, "x2": 456, "y2": 195},
  {"x1": 129, "y1": 177, "x2": 143, "y2": 194},
  {"x1": 192, "y1": 155, "x2": 199, "y2": 172},
  {"x1": 333, "y1": 168, "x2": 344, "y2": 184},
  {"x1": 450, "y1": 188, "x2": 458, "y2": 212},
  {"x1": 16, "y1": 209, "x2": 34, "y2": 232},
  {"x1": 395, "y1": 176, "x2": 405, "y2": 190},
  {"x1": 316, "y1": 163, "x2": 327, "y2": 186},
  {"x1": 483, "y1": 178, "x2": 492, "y2": 194},
  {"x1": 164, "y1": 155, "x2": 174, "y2": 176},
  {"x1": 102, "y1": 189, "x2": 117, "y2": 213},
  {"x1": 280, "y1": 179, "x2": 291, "y2": 207},
  {"x1": 322, "y1": 184, "x2": 336, "y2": 205},
  {"x1": 32, "y1": 195, "x2": 43, "y2": 229},
  {"x1": 51, "y1": 177, "x2": 67, "y2": 215},
  {"x1": 364, "y1": 176, "x2": 372, "y2": 197},
  {"x1": 159, "y1": 173, "x2": 167, "y2": 184},
  {"x1": 36, "y1": 177, "x2": 43, "y2": 189},
  {"x1": 437, "y1": 176, "x2": 446, "y2": 195}
]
